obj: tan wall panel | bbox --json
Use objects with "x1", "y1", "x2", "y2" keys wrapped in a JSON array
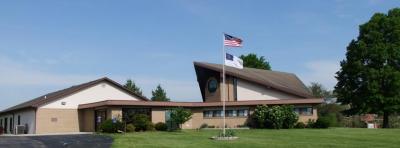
[
  {"x1": 152, "y1": 108, "x2": 165, "y2": 123},
  {"x1": 36, "y1": 108, "x2": 80, "y2": 134},
  {"x1": 79, "y1": 109, "x2": 95, "y2": 132}
]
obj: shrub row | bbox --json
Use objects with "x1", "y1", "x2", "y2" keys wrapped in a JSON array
[{"x1": 99, "y1": 114, "x2": 169, "y2": 133}]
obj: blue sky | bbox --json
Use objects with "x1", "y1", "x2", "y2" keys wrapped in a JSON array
[{"x1": 0, "y1": 0, "x2": 398, "y2": 110}]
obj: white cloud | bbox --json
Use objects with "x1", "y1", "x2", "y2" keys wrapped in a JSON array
[{"x1": 298, "y1": 60, "x2": 340, "y2": 90}]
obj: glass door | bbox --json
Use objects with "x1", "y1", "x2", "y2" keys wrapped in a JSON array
[{"x1": 95, "y1": 110, "x2": 107, "y2": 132}]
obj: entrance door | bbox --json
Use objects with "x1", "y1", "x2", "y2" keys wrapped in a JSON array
[{"x1": 95, "y1": 110, "x2": 107, "y2": 132}]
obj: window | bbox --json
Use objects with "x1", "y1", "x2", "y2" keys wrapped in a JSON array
[
  {"x1": 203, "y1": 109, "x2": 248, "y2": 118},
  {"x1": 225, "y1": 110, "x2": 237, "y2": 117},
  {"x1": 207, "y1": 78, "x2": 218, "y2": 93},
  {"x1": 213, "y1": 110, "x2": 223, "y2": 117},
  {"x1": 294, "y1": 107, "x2": 313, "y2": 116},
  {"x1": 233, "y1": 78, "x2": 238, "y2": 101},
  {"x1": 203, "y1": 111, "x2": 213, "y2": 118},
  {"x1": 0, "y1": 119, "x2": 2, "y2": 126},
  {"x1": 17, "y1": 115, "x2": 20, "y2": 125},
  {"x1": 122, "y1": 108, "x2": 151, "y2": 124},
  {"x1": 9, "y1": 117, "x2": 13, "y2": 132},
  {"x1": 237, "y1": 109, "x2": 248, "y2": 117}
]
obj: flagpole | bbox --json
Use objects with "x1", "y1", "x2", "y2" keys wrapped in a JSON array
[{"x1": 222, "y1": 33, "x2": 226, "y2": 136}]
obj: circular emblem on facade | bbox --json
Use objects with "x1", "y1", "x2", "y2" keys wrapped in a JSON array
[{"x1": 207, "y1": 77, "x2": 218, "y2": 93}]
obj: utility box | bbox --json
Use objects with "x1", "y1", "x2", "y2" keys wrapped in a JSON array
[{"x1": 16, "y1": 125, "x2": 25, "y2": 134}]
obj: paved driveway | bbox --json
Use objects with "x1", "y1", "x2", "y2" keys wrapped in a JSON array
[{"x1": 0, "y1": 134, "x2": 113, "y2": 148}]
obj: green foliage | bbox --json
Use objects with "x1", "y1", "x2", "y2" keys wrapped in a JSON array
[
  {"x1": 308, "y1": 82, "x2": 334, "y2": 100},
  {"x1": 389, "y1": 114, "x2": 400, "y2": 128},
  {"x1": 239, "y1": 53, "x2": 271, "y2": 70},
  {"x1": 313, "y1": 117, "x2": 330, "y2": 128},
  {"x1": 200, "y1": 123, "x2": 208, "y2": 129},
  {"x1": 294, "y1": 122, "x2": 306, "y2": 129},
  {"x1": 317, "y1": 104, "x2": 346, "y2": 127},
  {"x1": 99, "y1": 119, "x2": 123, "y2": 133},
  {"x1": 146, "y1": 122, "x2": 155, "y2": 131},
  {"x1": 169, "y1": 107, "x2": 193, "y2": 130},
  {"x1": 335, "y1": 8, "x2": 400, "y2": 128},
  {"x1": 253, "y1": 105, "x2": 268, "y2": 128},
  {"x1": 252, "y1": 105, "x2": 298, "y2": 129},
  {"x1": 151, "y1": 84, "x2": 170, "y2": 101},
  {"x1": 282, "y1": 105, "x2": 299, "y2": 129},
  {"x1": 306, "y1": 119, "x2": 316, "y2": 128},
  {"x1": 218, "y1": 129, "x2": 236, "y2": 137},
  {"x1": 123, "y1": 79, "x2": 143, "y2": 96},
  {"x1": 155, "y1": 122, "x2": 168, "y2": 131},
  {"x1": 126, "y1": 124, "x2": 135, "y2": 132},
  {"x1": 132, "y1": 114, "x2": 153, "y2": 131},
  {"x1": 342, "y1": 115, "x2": 367, "y2": 128}
]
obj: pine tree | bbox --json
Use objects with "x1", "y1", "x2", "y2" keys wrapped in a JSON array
[
  {"x1": 151, "y1": 84, "x2": 170, "y2": 101},
  {"x1": 123, "y1": 79, "x2": 143, "y2": 96}
]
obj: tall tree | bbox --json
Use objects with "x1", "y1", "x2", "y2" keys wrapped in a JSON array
[
  {"x1": 308, "y1": 82, "x2": 334, "y2": 102},
  {"x1": 239, "y1": 53, "x2": 271, "y2": 70},
  {"x1": 335, "y1": 8, "x2": 400, "y2": 128},
  {"x1": 123, "y1": 79, "x2": 143, "y2": 96},
  {"x1": 151, "y1": 84, "x2": 170, "y2": 101}
]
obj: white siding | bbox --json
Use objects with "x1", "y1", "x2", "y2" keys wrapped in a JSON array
[
  {"x1": 0, "y1": 114, "x2": 13, "y2": 134},
  {"x1": 14, "y1": 109, "x2": 36, "y2": 134},
  {"x1": 236, "y1": 79, "x2": 299, "y2": 101},
  {"x1": 40, "y1": 82, "x2": 141, "y2": 109}
]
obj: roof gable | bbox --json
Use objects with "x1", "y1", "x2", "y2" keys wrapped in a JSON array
[
  {"x1": 194, "y1": 62, "x2": 313, "y2": 100},
  {"x1": 1, "y1": 77, "x2": 148, "y2": 113}
]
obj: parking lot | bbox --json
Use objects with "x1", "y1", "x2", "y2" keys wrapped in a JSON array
[{"x1": 0, "y1": 134, "x2": 112, "y2": 148}]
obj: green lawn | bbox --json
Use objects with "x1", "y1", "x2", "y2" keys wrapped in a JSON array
[{"x1": 109, "y1": 128, "x2": 400, "y2": 148}]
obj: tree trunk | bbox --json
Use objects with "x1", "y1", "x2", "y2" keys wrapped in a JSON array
[{"x1": 382, "y1": 111, "x2": 390, "y2": 128}]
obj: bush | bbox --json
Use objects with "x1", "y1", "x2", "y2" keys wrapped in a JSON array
[
  {"x1": 126, "y1": 124, "x2": 135, "y2": 132},
  {"x1": 313, "y1": 117, "x2": 330, "y2": 128},
  {"x1": 294, "y1": 122, "x2": 306, "y2": 129},
  {"x1": 99, "y1": 119, "x2": 123, "y2": 133},
  {"x1": 155, "y1": 122, "x2": 168, "y2": 131},
  {"x1": 200, "y1": 123, "x2": 208, "y2": 129},
  {"x1": 252, "y1": 105, "x2": 299, "y2": 129},
  {"x1": 132, "y1": 114, "x2": 152, "y2": 131},
  {"x1": 146, "y1": 122, "x2": 155, "y2": 131},
  {"x1": 169, "y1": 107, "x2": 193, "y2": 130},
  {"x1": 306, "y1": 119, "x2": 316, "y2": 128},
  {"x1": 282, "y1": 105, "x2": 299, "y2": 129},
  {"x1": 218, "y1": 129, "x2": 236, "y2": 137}
]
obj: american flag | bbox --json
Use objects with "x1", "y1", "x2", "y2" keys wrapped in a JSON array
[{"x1": 224, "y1": 33, "x2": 242, "y2": 47}]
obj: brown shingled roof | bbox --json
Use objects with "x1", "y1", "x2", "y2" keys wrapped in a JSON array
[
  {"x1": 78, "y1": 99, "x2": 323, "y2": 109},
  {"x1": 194, "y1": 62, "x2": 313, "y2": 99},
  {"x1": 1, "y1": 77, "x2": 149, "y2": 114}
]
